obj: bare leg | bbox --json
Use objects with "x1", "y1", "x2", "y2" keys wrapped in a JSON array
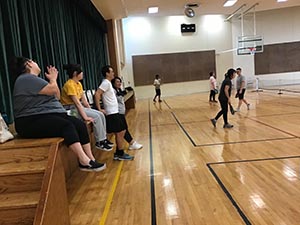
[
  {"x1": 82, "y1": 143, "x2": 95, "y2": 161},
  {"x1": 242, "y1": 99, "x2": 249, "y2": 105},
  {"x1": 69, "y1": 142, "x2": 91, "y2": 165},
  {"x1": 238, "y1": 99, "x2": 243, "y2": 109}
]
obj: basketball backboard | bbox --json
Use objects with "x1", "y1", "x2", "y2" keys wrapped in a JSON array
[{"x1": 237, "y1": 35, "x2": 264, "y2": 55}]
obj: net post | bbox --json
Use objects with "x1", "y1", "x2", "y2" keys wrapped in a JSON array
[{"x1": 278, "y1": 79, "x2": 283, "y2": 94}]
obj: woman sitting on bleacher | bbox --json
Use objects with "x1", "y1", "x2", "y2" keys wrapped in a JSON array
[
  {"x1": 10, "y1": 57, "x2": 105, "y2": 172},
  {"x1": 60, "y1": 64, "x2": 112, "y2": 151}
]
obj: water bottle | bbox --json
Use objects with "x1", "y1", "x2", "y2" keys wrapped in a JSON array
[{"x1": 2, "y1": 114, "x2": 9, "y2": 125}]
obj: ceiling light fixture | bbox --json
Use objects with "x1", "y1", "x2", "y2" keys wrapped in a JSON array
[
  {"x1": 148, "y1": 7, "x2": 158, "y2": 14},
  {"x1": 277, "y1": 0, "x2": 287, "y2": 2},
  {"x1": 223, "y1": 0, "x2": 238, "y2": 7}
]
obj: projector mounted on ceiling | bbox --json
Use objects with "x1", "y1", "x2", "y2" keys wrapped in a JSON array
[
  {"x1": 184, "y1": 3, "x2": 199, "y2": 18},
  {"x1": 184, "y1": 8, "x2": 195, "y2": 17}
]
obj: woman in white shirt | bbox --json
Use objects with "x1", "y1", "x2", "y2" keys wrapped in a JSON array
[{"x1": 209, "y1": 71, "x2": 218, "y2": 103}]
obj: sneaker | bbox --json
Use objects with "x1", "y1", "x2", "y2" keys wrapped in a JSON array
[
  {"x1": 129, "y1": 141, "x2": 143, "y2": 150},
  {"x1": 247, "y1": 104, "x2": 250, "y2": 110},
  {"x1": 158, "y1": 100, "x2": 162, "y2": 102},
  {"x1": 105, "y1": 139, "x2": 114, "y2": 147},
  {"x1": 113, "y1": 153, "x2": 134, "y2": 161},
  {"x1": 213, "y1": 100, "x2": 218, "y2": 103},
  {"x1": 223, "y1": 123, "x2": 234, "y2": 128},
  {"x1": 210, "y1": 118, "x2": 217, "y2": 128},
  {"x1": 79, "y1": 160, "x2": 106, "y2": 172},
  {"x1": 153, "y1": 99, "x2": 156, "y2": 102},
  {"x1": 96, "y1": 141, "x2": 113, "y2": 151},
  {"x1": 235, "y1": 108, "x2": 240, "y2": 112}
]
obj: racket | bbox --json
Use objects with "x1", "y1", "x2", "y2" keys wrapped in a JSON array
[{"x1": 229, "y1": 103, "x2": 235, "y2": 115}]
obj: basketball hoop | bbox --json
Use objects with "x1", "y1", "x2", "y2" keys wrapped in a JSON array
[{"x1": 249, "y1": 47, "x2": 256, "y2": 55}]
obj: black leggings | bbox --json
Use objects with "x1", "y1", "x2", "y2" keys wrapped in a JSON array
[
  {"x1": 154, "y1": 89, "x2": 161, "y2": 100},
  {"x1": 119, "y1": 114, "x2": 133, "y2": 144},
  {"x1": 215, "y1": 100, "x2": 228, "y2": 124},
  {"x1": 15, "y1": 113, "x2": 90, "y2": 146},
  {"x1": 209, "y1": 90, "x2": 216, "y2": 101}
]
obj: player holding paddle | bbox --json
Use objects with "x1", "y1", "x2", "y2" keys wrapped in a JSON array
[{"x1": 210, "y1": 68, "x2": 237, "y2": 128}]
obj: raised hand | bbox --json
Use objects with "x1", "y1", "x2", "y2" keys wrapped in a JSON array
[{"x1": 45, "y1": 66, "x2": 58, "y2": 82}]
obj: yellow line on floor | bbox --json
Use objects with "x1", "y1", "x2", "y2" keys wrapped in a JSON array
[{"x1": 99, "y1": 161, "x2": 124, "y2": 225}]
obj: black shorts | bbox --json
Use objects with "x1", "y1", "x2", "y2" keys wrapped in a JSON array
[
  {"x1": 105, "y1": 113, "x2": 126, "y2": 133},
  {"x1": 236, "y1": 89, "x2": 246, "y2": 100},
  {"x1": 155, "y1": 89, "x2": 161, "y2": 95}
]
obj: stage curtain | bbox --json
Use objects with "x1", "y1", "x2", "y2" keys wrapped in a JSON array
[{"x1": 0, "y1": 0, "x2": 108, "y2": 123}]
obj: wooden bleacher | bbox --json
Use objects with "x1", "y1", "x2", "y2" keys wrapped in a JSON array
[
  {"x1": 0, "y1": 122, "x2": 96, "y2": 225},
  {"x1": 0, "y1": 91, "x2": 135, "y2": 225},
  {"x1": 0, "y1": 137, "x2": 69, "y2": 225}
]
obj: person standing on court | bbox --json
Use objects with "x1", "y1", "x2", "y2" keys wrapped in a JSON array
[
  {"x1": 210, "y1": 68, "x2": 236, "y2": 128},
  {"x1": 209, "y1": 71, "x2": 218, "y2": 102},
  {"x1": 153, "y1": 74, "x2": 162, "y2": 102},
  {"x1": 111, "y1": 76, "x2": 143, "y2": 150},
  {"x1": 235, "y1": 67, "x2": 250, "y2": 112},
  {"x1": 94, "y1": 65, "x2": 134, "y2": 160}
]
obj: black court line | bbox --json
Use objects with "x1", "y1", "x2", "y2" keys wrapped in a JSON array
[
  {"x1": 207, "y1": 155, "x2": 300, "y2": 225},
  {"x1": 163, "y1": 99, "x2": 172, "y2": 110},
  {"x1": 170, "y1": 111, "x2": 296, "y2": 147},
  {"x1": 195, "y1": 137, "x2": 297, "y2": 147},
  {"x1": 149, "y1": 100, "x2": 157, "y2": 225},
  {"x1": 207, "y1": 164, "x2": 252, "y2": 225},
  {"x1": 247, "y1": 111, "x2": 300, "y2": 118},
  {"x1": 168, "y1": 112, "x2": 300, "y2": 124},
  {"x1": 247, "y1": 117, "x2": 298, "y2": 138},
  {"x1": 151, "y1": 122, "x2": 178, "y2": 127},
  {"x1": 171, "y1": 111, "x2": 197, "y2": 147},
  {"x1": 208, "y1": 154, "x2": 300, "y2": 165},
  {"x1": 166, "y1": 103, "x2": 296, "y2": 148},
  {"x1": 166, "y1": 98, "x2": 298, "y2": 147}
]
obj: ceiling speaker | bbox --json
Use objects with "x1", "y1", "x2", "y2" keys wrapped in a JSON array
[
  {"x1": 184, "y1": 7, "x2": 195, "y2": 18},
  {"x1": 181, "y1": 24, "x2": 196, "y2": 33}
]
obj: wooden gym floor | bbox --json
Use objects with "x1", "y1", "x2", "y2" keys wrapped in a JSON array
[{"x1": 67, "y1": 90, "x2": 300, "y2": 225}]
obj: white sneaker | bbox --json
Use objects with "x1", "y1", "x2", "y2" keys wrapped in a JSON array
[
  {"x1": 235, "y1": 108, "x2": 240, "y2": 112},
  {"x1": 129, "y1": 141, "x2": 143, "y2": 150}
]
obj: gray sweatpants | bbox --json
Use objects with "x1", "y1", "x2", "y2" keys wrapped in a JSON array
[{"x1": 83, "y1": 108, "x2": 107, "y2": 142}]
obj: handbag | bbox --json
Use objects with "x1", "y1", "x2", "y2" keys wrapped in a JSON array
[{"x1": 0, "y1": 114, "x2": 14, "y2": 143}]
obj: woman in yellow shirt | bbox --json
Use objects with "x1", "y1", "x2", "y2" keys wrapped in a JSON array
[{"x1": 60, "y1": 64, "x2": 112, "y2": 151}]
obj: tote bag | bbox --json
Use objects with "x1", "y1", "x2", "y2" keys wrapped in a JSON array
[{"x1": 0, "y1": 114, "x2": 14, "y2": 143}]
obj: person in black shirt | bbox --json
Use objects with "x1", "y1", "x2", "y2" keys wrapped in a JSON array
[{"x1": 210, "y1": 68, "x2": 236, "y2": 128}]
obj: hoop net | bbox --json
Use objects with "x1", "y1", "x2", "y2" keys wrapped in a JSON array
[{"x1": 249, "y1": 47, "x2": 256, "y2": 55}]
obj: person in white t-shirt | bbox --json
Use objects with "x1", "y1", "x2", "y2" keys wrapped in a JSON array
[
  {"x1": 209, "y1": 71, "x2": 218, "y2": 103},
  {"x1": 94, "y1": 66, "x2": 134, "y2": 161},
  {"x1": 153, "y1": 74, "x2": 162, "y2": 102}
]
